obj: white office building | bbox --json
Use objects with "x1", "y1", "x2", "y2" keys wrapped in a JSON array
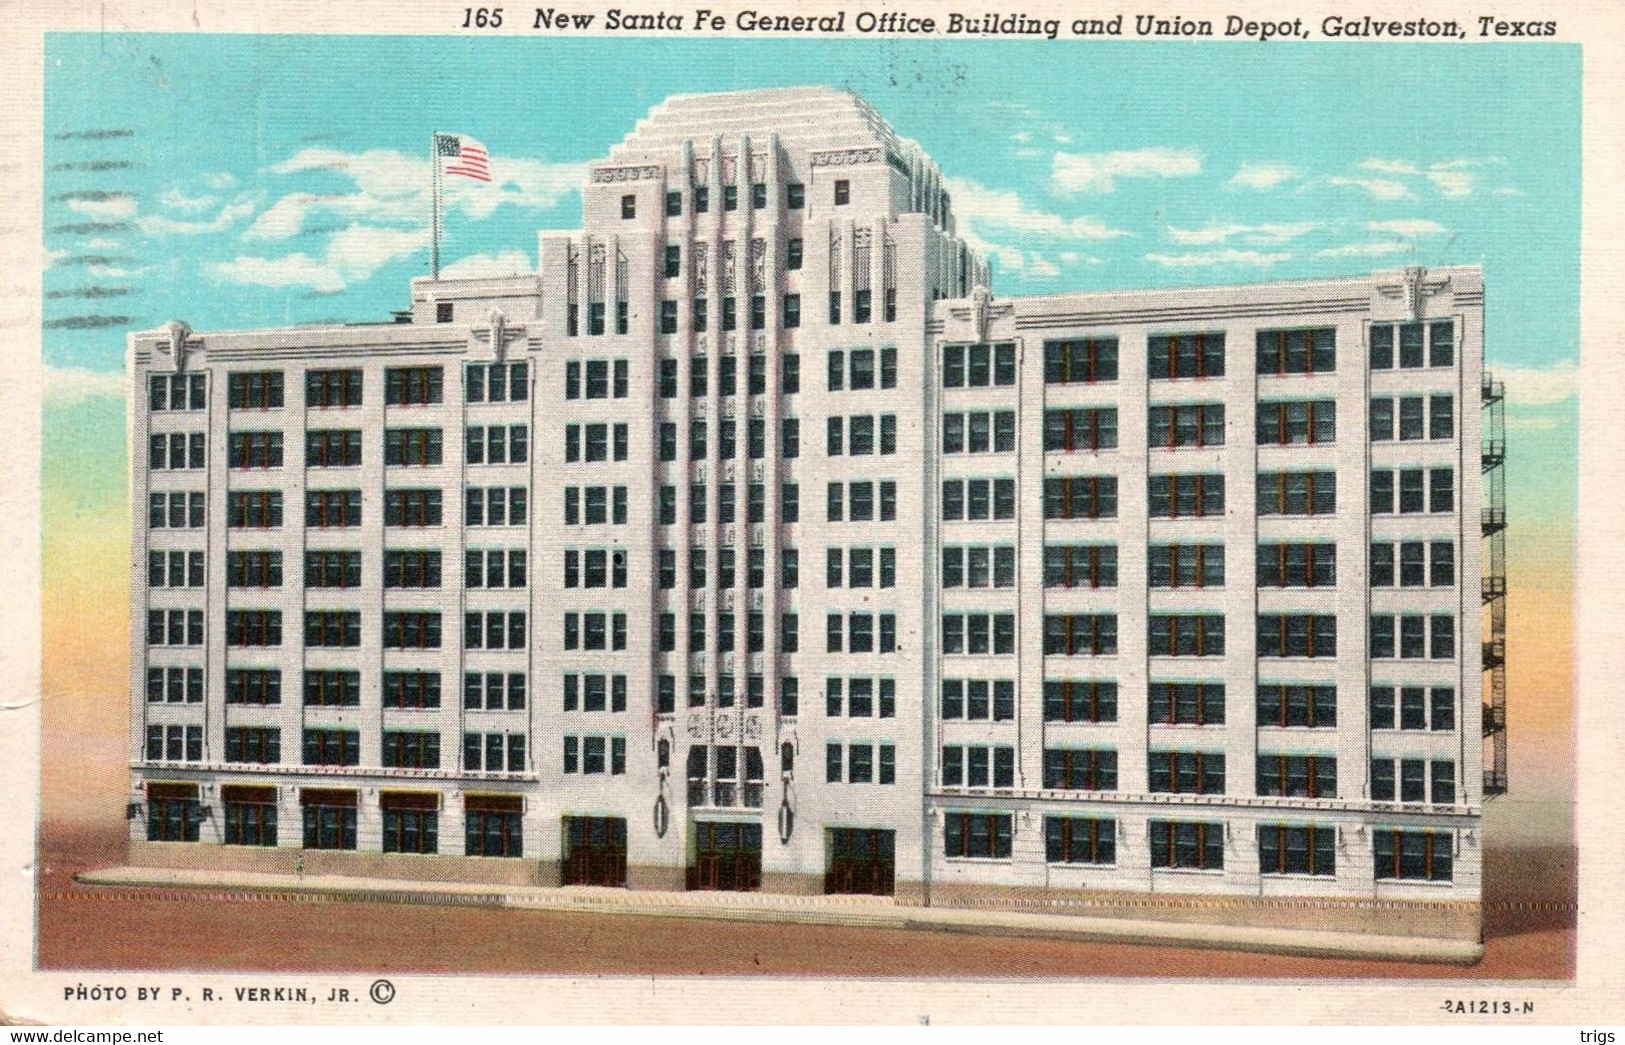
[{"x1": 126, "y1": 87, "x2": 1500, "y2": 944}]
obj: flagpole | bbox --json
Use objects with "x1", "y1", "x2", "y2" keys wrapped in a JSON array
[{"x1": 430, "y1": 132, "x2": 441, "y2": 280}]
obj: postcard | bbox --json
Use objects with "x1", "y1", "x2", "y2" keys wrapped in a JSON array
[{"x1": 1, "y1": 0, "x2": 1621, "y2": 1026}]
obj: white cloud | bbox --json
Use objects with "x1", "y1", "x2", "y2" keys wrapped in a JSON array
[
  {"x1": 1167, "y1": 222, "x2": 1318, "y2": 246},
  {"x1": 947, "y1": 178, "x2": 1127, "y2": 242},
  {"x1": 44, "y1": 365, "x2": 127, "y2": 407},
  {"x1": 45, "y1": 248, "x2": 67, "y2": 269},
  {"x1": 160, "y1": 187, "x2": 221, "y2": 213},
  {"x1": 84, "y1": 237, "x2": 121, "y2": 250},
  {"x1": 1358, "y1": 158, "x2": 1422, "y2": 176},
  {"x1": 67, "y1": 195, "x2": 137, "y2": 219},
  {"x1": 200, "y1": 171, "x2": 237, "y2": 189},
  {"x1": 248, "y1": 146, "x2": 583, "y2": 241},
  {"x1": 1145, "y1": 249, "x2": 1291, "y2": 269},
  {"x1": 1365, "y1": 219, "x2": 1448, "y2": 237},
  {"x1": 1026, "y1": 255, "x2": 1060, "y2": 279},
  {"x1": 1425, "y1": 169, "x2": 1474, "y2": 198},
  {"x1": 1493, "y1": 186, "x2": 1524, "y2": 197},
  {"x1": 1495, "y1": 359, "x2": 1575, "y2": 408},
  {"x1": 208, "y1": 223, "x2": 428, "y2": 293},
  {"x1": 1229, "y1": 162, "x2": 1298, "y2": 191},
  {"x1": 1052, "y1": 147, "x2": 1201, "y2": 194},
  {"x1": 1316, "y1": 241, "x2": 1412, "y2": 258},
  {"x1": 138, "y1": 194, "x2": 259, "y2": 236},
  {"x1": 439, "y1": 251, "x2": 535, "y2": 280},
  {"x1": 1329, "y1": 176, "x2": 1416, "y2": 201},
  {"x1": 1011, "y1": 131, "x2": 1033, "y2": 144}
]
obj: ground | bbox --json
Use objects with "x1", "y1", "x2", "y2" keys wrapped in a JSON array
[{"x1": 35, "y1": 822, "x2": 1574, "y2": 979}]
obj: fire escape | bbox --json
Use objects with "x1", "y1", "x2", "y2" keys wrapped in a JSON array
[{"x1": 1481, "y1": 371, "x2": 1508, "y2": 796}]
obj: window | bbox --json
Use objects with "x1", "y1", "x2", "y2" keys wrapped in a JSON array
[
  {"x1": 1374, "y1": 829, "x2": 1453, "y2": 881},
  {"x1": 1040, "y1": 679, "x2": 1116, "y2": 723},
  {"x1": 1149, "y1": 682, "x2": 1226, "y2": 725},
  {"x1": 1045, "y1": 817, "x2": 1115, "y2": 865},
  {"x1": 722, "y1": 184, "x2": 738, "y2": 211},
  {"x1": 387, "y1": 427, "x2": 444, "y2": 467},
  {"x1": 305, "y1": 369, "x2": 363, "y2": 408},
  {"x1": 380, "y1": 549, "x2": 441, "y2": 589},
  {"x1": 938, "y1": 679, "x2": 1015, "y2": 721},
  {"x1": 1041, "y1": 544, "x2": 1117, "y2": 589},
  {"x1": 940, "y1": 612, "x2": 1017, "y2": 655},
  {"x1": 620, "y1": 194, "x2": 636, "y2": 219},
  {"x1": 436, "y1": 302, "x2": 455, "y2": 323},
  {"x1": 1372, "y1": 322, "x2": 1452, "y2": 371},
  {"x1": 382, "y1": 731, "x2": 441, "y2": 770},
  {"x1": 1258, "y1": 685, "x2": 1337, "y2": 728},
  {"x1": 1151, "y1": 403, "x2": 1225, "y2": 448},
  {"x1": 1042, "y1": 614, "x2": 1118, "y2": 656},
  {"x1": 306, "y1": 429, "x2": 363, "y2": 467},
  {"x1": 225, "y1": 610, "x2": 281, "y2": 647},
  {"x1": 1148, "y1": 474, "x2": 1224, "y2": 518},
  {"x1": 307, "y1": 489, "x2": 363, "y2": 528},
  {"x1": 383, "y1": 672, "x2": 442, "y2": 709},
  {"x1": 302, "y1": 729, "x2": 359, "y2": 767},
  {"x1": 226, "y1": 550, "x2": 282, "y2": 588},
  {"x1": 1257, "y1": 753, "x2": 1336, "y2": 798},
  {"x1": 1256, "y1": 400, "x2": 1335, "y2": 445},
  {"x1": 1256, "y1": 328, "x2": 1336, "y2": 375},
  {"x1": 223, "y1": 787, "x2": 278, "y2": 846},
  {"x1": 1257, "y1": 544, "x2": 1336, "y2": 587},
  {"x1": 1257, "y1": 471, "x2": 1335, "y2": 516},
  {"x1": 465, "y1": 795, "x2": 523, "y2": 857},
  {"x1": 1257, "y1": 614, "x2": 1337, "y2": 658},
  {"x1": 383, "y1": 611, "x2": 442, "y2": 649},
  {"x1": 1370, "y1": 397, "x2": 1396, "y2": 441},
  {"x1": 228, "y1": 371, "x2": 284, "y2": 409},
  {"x1": 1149, "y1": 753, "x2": 1226, "y2": 795},
  {"x1": 467, "y1": 486, "x2": 527, "y2": 527},
  {"x1": 1148, "y1": 544, "x2": 1224, "y2": 589},
  {"x1": 149, "y1": 373, "x2": 207, "y2": 411},
  {"x1": 149, "y1": 431, "x2": 206, "y2": 470},
  {"x1": 1260, "y1": 824, "x2": 1335, "y2": 876},
  {"x1": 384, "y1": 489, "x2": 442, "y2": 527},
  {"x1": 1149, "y1": 820, "x2": 1224, "y2": 870},
  {"x1": 1044, "y1": 338, "x2": 1119, "y2": 383},
  {"x1": 385, "y1": 366, "x2": 443, "y2": 406},
  {"x1": 1043, "y1": 748, "x2": 1118, "y2": 790},
  {"x1": 833, "y1": 179, "x2": 850, "y2": 205},
  {"x1": 665, "y1": 190, "x2": 682, "y2": 217},
  {"x1": 944, "y1": 812, "x2": 1012, "y2": 859},
  {"x1": 786, "y1": 237, "x2": 803, "y2": 271},
  {"x1": 144, "y1": 784, "x2": 202, "y2": 840},
  {"x1": 1148, "y1": 615, "x2": 1226, "y2": 657},
  {"x1": 228, "y1": 431, "x2": 283, "y2": 469},
  {"x1": 304, "y1": 611, "x2": 361, "y2": 648},
  {"x1": 1430, "y1": 468, "x2": 1455, "y2": 513},
  {"x1": 1149, "y1": 333, "x2": 1224, "y2": 379},
  {"x1": 225, "y1": 669, "x2": 279, "y2": 707},
  {"x1": 942, "y1": 410, "x2": 1015, "y2": 454},
  {"x1": 1044, "y1": 407, "x2": 1119, "y2": 451},
  {"x1": 1043, "y1": 476, "x2": 1117, "y2": 520}
]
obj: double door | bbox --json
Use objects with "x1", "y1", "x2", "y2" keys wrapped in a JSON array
[
  {"x1": 825, "y1": 827, "x2": 895, "y2": 896},
  {"x1": 688, "y1": 821, "x2": 762, "y2": 892},
  {"x1": 562, "y1": 816, "x2": 627, "y2": 887}
]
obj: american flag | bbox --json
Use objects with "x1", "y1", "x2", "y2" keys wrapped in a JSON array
[{"x1": 436, "y1": 133, "x2": 491, "y2": 182}]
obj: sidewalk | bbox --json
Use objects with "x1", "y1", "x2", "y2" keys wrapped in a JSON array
[{"x1": 75, "y1": 864, "x2": 1484, "y2": 965}]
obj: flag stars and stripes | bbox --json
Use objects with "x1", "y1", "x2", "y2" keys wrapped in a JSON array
[{"x1": 437, "y1": 133, "x2": 491, "y2": 182}]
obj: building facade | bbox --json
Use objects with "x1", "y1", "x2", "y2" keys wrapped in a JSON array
[{"x1": 126, "y1": 87, "x2": 1496, "y2": 942}]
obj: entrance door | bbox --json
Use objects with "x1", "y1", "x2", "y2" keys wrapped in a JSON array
[
  {"x1": 825, "y1": 827, "x2": 895, "y2": 896},
  {"x1": 688, "y1": 821, "x2": 762, "y2": 891},
  {"x1": 562, "y1": 816, "x2": 627, "y2": 886}
]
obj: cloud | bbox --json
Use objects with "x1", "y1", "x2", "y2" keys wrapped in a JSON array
[
  {"x1": 947, "y1": 178, "x2": 1127, "y2": 242},
  {"x1": 42, "y1": 314, "x2": 132, "y2": 330},
  {"x1": 51, "y1": 159, "x2": 132, "y2": 172},
  {"x1": 1026, "y1": 255, "x2": 1060, "y2": 279},
  {"x1": 1329, "y1": 176, "x2": 1416, "y2": 201},
  {"x1": 200, "y1": 171, "x2": 237, "y2": 189},
  {"x1": 1145, "y1": 249, "x2": 1291, "y2": 269},
  {"x1": 1229, "y1": 162, "x2": 1298, "y2": 191},
  {"x1": 138, "y1": 194, "x2": 259, "y2": 236},
  {"x1": 1494, "y1": 359, "x2": 1575, "y2": 408},
  {"x1": 1316, "y1": 241, "x2": 1412, "y2": 258},
  {"x1": 66, "y1": 195, "x2": 137, "y2": 220},
  {"x1": 1358, "y1": 158, "x2": 1422, "y2": 176},
  {"x1": 248, "y1": 146, "x2": 583, "y2": 240},
  {"x1": 1493, "y1": 186, "x2": 1524, "y2": 197},
  {"x1": 1166, "y1": 222, "x2": 1318, "y2": 246},
  {"x1": 159, "y1": 187, "x2": 220, "y2": 213},
  {"x1": 45, "y1": 248, "x2": 68, "y2": 269},
  {"x1": 44, "y1": 365, "x2": 127, "y2": 407},
  {"x1": 51, "y1": 128, "x2": 134, "y2": 141},
  {"x1": 439, "y1": 251, "x2": 535, "y2": 280},
  {"x1": 84, "y1": 237, "x2": 121, "y2": 250},
  {"x1": 1425, "y1": 169, "x2": 1474, "y2": 198},
  {"x1": 208, "y1": 223, "x2": 429, "y2": 293},
  {"x1": 1365, "y1": 219, "x2": 1447, "y2": 237},
  {"x1": 52, "y1": 221, "x2": 131, "y2": 235},
  {"x1": 45, "y1": 286, "x2": 131, "y2": 300},
  {"x1": 1011, "y1": 131, "x2": 1033, "y2": 144},
  {"x1": 1051, "y1": 147, "x2": 1201, "y2": 194}
]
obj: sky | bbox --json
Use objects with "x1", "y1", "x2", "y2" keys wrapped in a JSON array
[{"x1": 40, "y1": 35, "x2": 1579, "y2": 843}]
